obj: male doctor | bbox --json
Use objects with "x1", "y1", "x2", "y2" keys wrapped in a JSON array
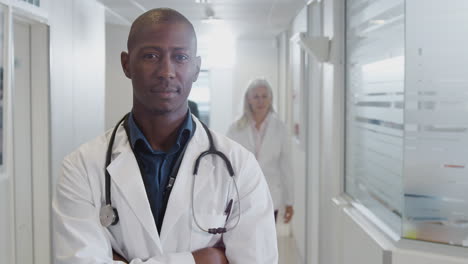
[{"x1": 53, "y1": 8, "x2": 278, "y2": 264}]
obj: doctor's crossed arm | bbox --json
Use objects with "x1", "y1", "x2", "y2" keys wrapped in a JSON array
[
  {"x1": 192, "y1": 248, "x2": 228, "y2": 264},
  {"x1": 113, "y1": 248, "x2": 228, "y2": 264},
  {"x1": 113, "y1": 251, "x2": 128, "y2": 263}
]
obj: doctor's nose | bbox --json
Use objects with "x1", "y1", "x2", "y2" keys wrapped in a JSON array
[{"x1": 157, "y1": 56, "x2": 176, "y2": 80}]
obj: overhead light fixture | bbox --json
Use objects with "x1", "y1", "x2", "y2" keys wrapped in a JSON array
[{"x1": 195, "y1": 0, "x2": 210, "y2": 3}]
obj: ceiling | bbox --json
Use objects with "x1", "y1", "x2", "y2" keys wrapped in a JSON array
[{"x1": 96, "y1": 0, "x2": 308, "y2": 39}]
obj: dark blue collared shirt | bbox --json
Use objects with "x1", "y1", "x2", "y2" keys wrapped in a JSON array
[{"x1": 127, "y1": 111, "x2": 194, "y2": 232}]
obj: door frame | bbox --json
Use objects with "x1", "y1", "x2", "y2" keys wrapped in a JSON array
[{"x1": 2, "y1": 4, "x2": 50, "y2": 263}]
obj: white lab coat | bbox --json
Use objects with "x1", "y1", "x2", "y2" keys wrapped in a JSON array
[
  {"x1": 53, "y1": 116, "x2": 278, "y2": 264},
  {"x1": 227, "y1": 113, "x2": 293, "y2": 210}
]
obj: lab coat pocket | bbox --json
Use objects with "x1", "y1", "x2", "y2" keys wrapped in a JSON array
[{"x1": 190, "y1": 213, "x2": 225, "y2": 250}]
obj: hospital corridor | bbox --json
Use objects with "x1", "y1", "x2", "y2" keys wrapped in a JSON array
[{"x1": 1, "y1": 0, "x2": 468, "y2": 263}]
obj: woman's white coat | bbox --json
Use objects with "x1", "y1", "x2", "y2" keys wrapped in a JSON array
[{"x1": 227, "y1": 113, "x2": 293, "y2": 210}]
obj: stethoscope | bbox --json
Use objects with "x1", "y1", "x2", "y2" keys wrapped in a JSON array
[{"x1": 100, "y1": 113, "x2": 240, "y2": 235}]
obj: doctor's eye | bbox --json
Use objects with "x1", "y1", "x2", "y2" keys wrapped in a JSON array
[
  {"x1": 174, "y1": 54, "x2": 189, "y2": 63},
  {"x1": 143, "y1": 53, "x2": 159, "y2": 60}
]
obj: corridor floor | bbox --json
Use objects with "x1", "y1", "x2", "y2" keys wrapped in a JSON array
[{"x1": 277, "y1": 222, "x2": 301, "y2": 264}]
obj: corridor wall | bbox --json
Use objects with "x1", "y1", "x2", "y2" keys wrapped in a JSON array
[
  {"x1": 308, "y1": 0, "x2": 468, "y2": 263},
  {"x1": 105, "y1": 23, "x2": 132, "y2": 130},
  {"x1": 49, "y1": 0, "x2": 106, "y2": 262},
  {"x1": 0, "y1": 0, "x2": 106, "y2": 262},
  {"x1": 48, "y1": 0, "x2": 106, "y2": 188}
]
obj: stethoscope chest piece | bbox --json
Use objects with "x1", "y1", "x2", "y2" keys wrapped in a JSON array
[{"x1": 100, "y1": 204, "x2": 119, "y2": 227}]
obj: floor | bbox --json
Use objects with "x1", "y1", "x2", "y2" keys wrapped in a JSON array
[
  {"x1": 278, "y1": 234, "x2": 300, "y2": 264},
  {"x1": 277, "y1": 222, "x2": 302, "y2": 264}
]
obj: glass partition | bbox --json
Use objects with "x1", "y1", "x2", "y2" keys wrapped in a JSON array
[
  {"x1": 345, "y1": 0, "x2": 405, "y2": 235},
  {"x1": 346, "y1": 0, "x2": 468, "y2": 246},
  {"x1": 403, "y1": 0, "x2": 468, "y2": 246},
  {"x1": 19, "y1": 0, "x2": 40, "y2": 7}
]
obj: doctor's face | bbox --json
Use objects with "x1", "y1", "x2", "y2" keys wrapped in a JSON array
[
  {"x1": 247, "y1": 85, "x2": 272, "y2": 115},
  {"x1": 121, "y1": 22, "x2": 201, "y2": 116}
]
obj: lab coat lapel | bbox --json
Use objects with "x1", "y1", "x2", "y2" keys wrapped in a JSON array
[
  {"x1": 106, "y1": 128, "x2": 163, "y2": 252},
  {"x1": 257, "y1": 114, "x2": 273, "y2": 160},
  {"x1": 246, "y1": 123, "x2": 256, "y2": 154},
  {"x1": 159, "y1": 118, "x2": 214, "y2": 245}
]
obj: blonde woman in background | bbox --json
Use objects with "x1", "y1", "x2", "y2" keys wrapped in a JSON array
[{"x1": 227, "y1": 78, "x2": 294, "y2": 223}]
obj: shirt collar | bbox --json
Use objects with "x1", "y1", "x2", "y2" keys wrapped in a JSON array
[{"x1": 127, "y1": 110, "x2": 194, "y2": 154}]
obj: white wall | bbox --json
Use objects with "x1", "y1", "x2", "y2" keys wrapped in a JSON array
[
  {"x1": 209, "y1": 37, "x2": 278, "y2": 135},
  {"x1": 48, "y1": 0, "x2": 106, "y2": 262},
  {"x1": 209, "y1": 67, "x2": 233, "y2": 134},
  {"x1": 105, "y1": 23, "x2": 132, "y2": 130},
  {"x1": 49, "y1": 0, "x2": 106, "y2": 182},
  {"x1": 277, "y1": 32, "x2": 289, "y2": 121},
  {"x1": 232, "y1": 38, "x2": 278, "y2": 119}
]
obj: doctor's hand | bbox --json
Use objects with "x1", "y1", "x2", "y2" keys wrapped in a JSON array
[
  {"x1": 192, "y1": 247, "x2": 228, "y2": 264},
  {"x1": 284, "y1": 205, "x2": 294, "y2": 224}
]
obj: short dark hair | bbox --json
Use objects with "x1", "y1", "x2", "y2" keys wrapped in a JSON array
[{"x1": 127, "y1": 8, "x2": 197, "y2": 52}]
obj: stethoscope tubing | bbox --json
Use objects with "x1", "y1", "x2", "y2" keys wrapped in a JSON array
[
  {"x1": 191, "y1": 153, "x2": 241, "y2": 234},
  {"x1": 105, "y1": 114, "x2": 128, "y2": 206},
  {"x1": 101, "y1": 113, "x2": 240, "y2": 234}
]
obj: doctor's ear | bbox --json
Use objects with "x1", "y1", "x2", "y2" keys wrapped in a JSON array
[
  {"x1": 121, "y1": 51, "x2": 131, "y2": 79},
  {"x1": 192, "y1": 56, "x2": 201, "y2": 82}
]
